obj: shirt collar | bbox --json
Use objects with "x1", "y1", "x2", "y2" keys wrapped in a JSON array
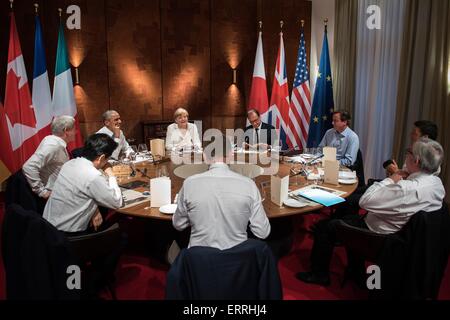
[
  {"x1": 208, "y1": 162, "x2": 230, "y2": 171},
  {"x1": 336, "y1": 127, "x2": 350, "y2": 137},
  {"x1": 254, "y1": 122, "x2": 262, "y2": 130},
  {"x1": 407, "y1": 171, "x2": 429, "y2": 180},
  {"x1": 52, "y1": 135, "x2": 67, "y2": 148},
  {"x1": 102, "y1": 126, "x2": 114, "y2": 136}
]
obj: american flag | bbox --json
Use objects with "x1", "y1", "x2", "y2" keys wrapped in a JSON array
[{"x1": 288, "y1": 26, "x2": 311, "y2": 150}]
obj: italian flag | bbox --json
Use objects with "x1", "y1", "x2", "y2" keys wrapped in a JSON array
[{"x1": 52, "y1": 22, "x2": 83, "y2": 151}]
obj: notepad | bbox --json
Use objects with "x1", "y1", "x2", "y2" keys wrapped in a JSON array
[{"x1": 297, "y1": 187, "x2": 345, "y2": 207}]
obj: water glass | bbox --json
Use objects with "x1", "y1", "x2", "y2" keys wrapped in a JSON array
[{"x1": 138, "y1": 143, "x2": 148, "y2": 154}]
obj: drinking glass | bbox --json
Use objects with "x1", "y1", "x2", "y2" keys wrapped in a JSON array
[
  {"x1": 138, "y1": 143, "x2": 148, "y2": 154},
  {"x1": 157, "y1": 166, "x2": 169, "y2": 178}
]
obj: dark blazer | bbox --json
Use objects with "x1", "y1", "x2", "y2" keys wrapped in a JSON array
[
  {"x1": 372, "y1": 204, "x2": 450, "y2": 300},
  {"x1": 165, "y1": 239, "x2": 282, "y2": 300},
  {"x1": 244, "y1": 122, "x2": 277, "y2": 147},
  {"x1": 2, "y1": 204, "x2": 79, "y2": 300}
]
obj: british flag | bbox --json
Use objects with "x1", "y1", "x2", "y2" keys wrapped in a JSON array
[
  {"x1": 289, "y1": 25, "x2": 311, "y2": 149},
  {"x1": 268, "y1": 31, "x2": 295, "y2": 150}
]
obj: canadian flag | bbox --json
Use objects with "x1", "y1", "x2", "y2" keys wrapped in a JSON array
[{"x1": 0, "y1": 13, "x2": 39, "y2": 182}]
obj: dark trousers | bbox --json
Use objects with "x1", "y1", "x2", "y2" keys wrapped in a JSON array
[{"x1": 310, "y1": 214, "x2": 368, "y2": 276}]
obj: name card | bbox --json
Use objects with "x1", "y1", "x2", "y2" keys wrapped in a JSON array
[
  {"x1": 270, "y1": 175, "x2": 289, "y2": 207},
  {"x1": 150, "y1": 177, "x2": 171, "y2": 207},
  {"x1": 150, "y1": 139, "x2": 165, "y2": 158},
  {"x1": 323, "y1": 147, "x2": 337, "y2": 162},
  {"x1": 324, "y1": 160, "x2": 339, "y2": 185}
]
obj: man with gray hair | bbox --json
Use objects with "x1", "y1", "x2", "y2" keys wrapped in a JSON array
[
  {"x1": 296, "y1": 138, "x2": 445, "y2": 286},
  {"x1": 97, "y1": 110, "x2": 133, "y2": 160},
  {"x1": 23, "y1": 115, "x2": 76, "y2": 199}
]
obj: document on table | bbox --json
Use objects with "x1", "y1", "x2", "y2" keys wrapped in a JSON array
[
  {"x1": 292, "y1": 185, "x2": 346, "y2": 207},
  {"x1": 120, "y1": 189, "x2": 150, "y2": 209}
]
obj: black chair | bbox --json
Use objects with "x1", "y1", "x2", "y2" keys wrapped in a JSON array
[
  {"x1": 335, "y1": 219, "x2": 393, "y2": 287},
  {"x1": 5, "y1": 171, "x2": 45, "y2": 215},
  {"x1": 348, "y1": 149, "x2": 365, "y2": 188},
  {"x1": 336, "y1": 204, "x2": 450, "y2": 299},
  {"x1": 66, "y1": 223, "x2": 123, "y2": 300},
  {"x1": 1, "y1": 204, "x2": 79, "y2": 299},
  {"x1": 165, "y1": 239, "x2": 282, "y2": 300}
]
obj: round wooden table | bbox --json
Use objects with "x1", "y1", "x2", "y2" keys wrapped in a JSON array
[{"x1": 116, "y1": 157, "x2": 358, "y2": 221}]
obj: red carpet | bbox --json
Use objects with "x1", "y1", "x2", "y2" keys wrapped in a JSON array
[{"x1": 0, "y1": 199, "x2": 449, "y2": 300}]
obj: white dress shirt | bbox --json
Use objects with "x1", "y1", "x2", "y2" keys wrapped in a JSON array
[
  {"x1": 360, "y1": 172, "x2": 445, "y2": 234},
  {"x1": 43, "y1": 157, "x2": 123, "y2": 232},
  {"x1": 165, "y1": 122, "x2": 201, "y2": 151},
  {"x1": 319, "y1": 127, "x2": 359, "y2": 166},
  {"x1": 173, "y1": 163, "x2": 271, "y2": 250},
  {"x1": 97, "y1": 126, "x2": 133, "y2": 160},
  {"x1": 22, "y1": 135, "x2": 69, "y2": 197}
]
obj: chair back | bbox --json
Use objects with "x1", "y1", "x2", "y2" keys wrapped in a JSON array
[
  {"x1": 5, "y1": 171, "x2": 42, "y2": 214},
  {"x1": 349, "y1": 149, "x2": 365, "y2": 188},
  {"x1": 166, "y1": 239, "x2": 282, "y2": 300},
  {"x1": 335, "y1": 220, "x2": 388, "y2": 262},
  {"x1": 67, "y1": 223, "x2": 121, "y2": 263},
  {"x1": 1, "y1": 204, "x2": 79, "y2": 299}
]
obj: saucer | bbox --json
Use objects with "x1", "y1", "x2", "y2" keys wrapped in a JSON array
[{"x1": 159, "y1": 203, "x2": 177, "y2": 215}]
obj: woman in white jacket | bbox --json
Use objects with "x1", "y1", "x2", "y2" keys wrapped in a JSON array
[{"x1": 165, "y1": 108, "x2": 201, "y2": 153}]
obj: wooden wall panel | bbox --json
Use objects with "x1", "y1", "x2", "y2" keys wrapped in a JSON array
[
  {"x1": 160, "y1": 0, "x2": 211, "y2": 129},
  {"x1": 0, "y1": 0, "x2": 312, "y2": 143},
  {"x1": 210, "y1": 0, "x2": 257, "y2": 132},
  {"x1": 106, "y1": 0, "x2": 162, "y2": 141}
]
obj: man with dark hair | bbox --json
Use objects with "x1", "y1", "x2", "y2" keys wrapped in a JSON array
[
  {"x1": 318, "y1": 110, "x2": 359, "y2": 166},
  {"x1": 97, "y1": 110, "x2": 133, "y2": 160},
  {"x1": 173, "y1": 133, "x2": 271, "y2": 250},
  {"x1": 244, "y1": 109, "x2": 278, "y2": 149},
  {"x1": 43, "y1": 133, "x2": 123, "y2": 233},
  {"x1": 385, "y1": 120, "x2": 439, "y2": 177}
]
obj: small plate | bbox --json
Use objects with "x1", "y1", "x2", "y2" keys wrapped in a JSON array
[
  {"x1": 159, "y1": 203, "x2": 177, "y2": 215},
  {"x1": 283, "y1": 198, "x2": 309, "y2": 208},
  {"x1": 339, "y1": 179, "x2": 358, "y2": 185}
]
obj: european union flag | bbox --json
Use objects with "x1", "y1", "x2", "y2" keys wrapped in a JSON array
[{"x1": 307, "y1": 24, "x2": 334, "y2": 147}]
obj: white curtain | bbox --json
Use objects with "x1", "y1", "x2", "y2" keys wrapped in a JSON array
[{"x1": 354, "y1": 0, "x2": 406, "y2": 180}]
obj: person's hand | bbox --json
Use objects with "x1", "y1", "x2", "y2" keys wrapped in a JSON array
[
  {"x1": 104, "y1": 166, "x2": 115, "y2": 177},
  {"x1": 90, "y1": 209, "x2": 103, "y2": 231},
  {"x1": 389, "y1": 173, "x2": 403, "y2": 183},
  {"x1": 397, "y1": 170, "x2": 409, "y2": 179},
  {"x1": 256, "y1": 143, "x2": 269, "y2": 150},
  {"x1": 385, "y1": 160, "x2": 399, "y2": 176},
  {"x1": 242, "y1": 142, "x2": 250, "y2": 150},
  {"x1": 41, "y1": 191, "x2": 51, "y2": 200},
  {"x1": 111, "y1": 125, "x2": 121, "y2": 138}
]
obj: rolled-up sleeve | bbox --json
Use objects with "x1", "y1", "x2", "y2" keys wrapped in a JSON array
[
  {"x1": 22, "y1": 146, "x2": 58, "y2": 197},
  {"x1": 340, "y1": 133, "x2": 359, "y2": 167},
  {"x1": 249, "y1": 187, "x2": 271, "y2": 239},
  {"x1": 87, "y1": 175, "x2": 123, "y2": 209},
  {"x1": 173, "y1": 185, "x2": 190, "y2": 231}
]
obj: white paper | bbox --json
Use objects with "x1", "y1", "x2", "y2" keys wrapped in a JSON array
[
  {"x1": 271, "y1": 175, "x2": 289, "y2": 207},
  {"x1": 150, "y1": 177, "x2": 171, "y2": 207},
  {"x1": 324, "y1": 160, "x2": 339, "y2": 185},
  {"x1": 323, "y1": 147, "x2": 337, "y2": 162}
]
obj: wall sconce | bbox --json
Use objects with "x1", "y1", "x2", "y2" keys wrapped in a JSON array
[
  {"x1": 232, "y1": 68, "x2": 237, "y2": 85},
  {"x1": 72, "y1": 66, "x2": 80, "y2": 86}
]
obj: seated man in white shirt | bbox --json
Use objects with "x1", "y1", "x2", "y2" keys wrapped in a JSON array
[
  {"x1": 173, "y1": 134, "x2": 271, "y2": 250},
  {"x1": 97, "y1": 110, "x2": 133, "y2": 160},
  {"x1": 296, "y1": 138, "x2": 445, "y2": 286},
  {"x1": 23, "y1": 115, "x2": 76, "y2": 200},
  {"x1": 43, "y1": 133, "x2": 123, "y2": 234},
  {"x1": 319, "y1": 110, "x2": 359, "y2": 166}
]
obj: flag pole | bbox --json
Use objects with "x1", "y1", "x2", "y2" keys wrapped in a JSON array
[
  {"x1": 301, "y1": 19, "x2": 305, "y2": 28},
  {"x1": 58, "y1": 7, "x2": 63, "y2": 22},
  {"x1": 34, "y1": 3, "x2": 39, "y2": 15},
  {"x1": 9, "y1": 0, "x2": 13, "y2": 9},
  {"x1": 324, "y1": 18, "x2": 328, "y2": 33},
  {"x1": 258, "y1": 20, "x2": 262, "y2": 31}
]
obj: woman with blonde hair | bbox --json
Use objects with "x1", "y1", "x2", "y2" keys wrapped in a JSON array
[{"x1": 165, "y1": 108, "x2": 201, "y2": 152}]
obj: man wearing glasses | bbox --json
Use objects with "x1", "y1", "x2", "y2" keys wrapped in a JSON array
[{"x1": 296, "y1": 138, "x2": 445, "y2": 286}]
